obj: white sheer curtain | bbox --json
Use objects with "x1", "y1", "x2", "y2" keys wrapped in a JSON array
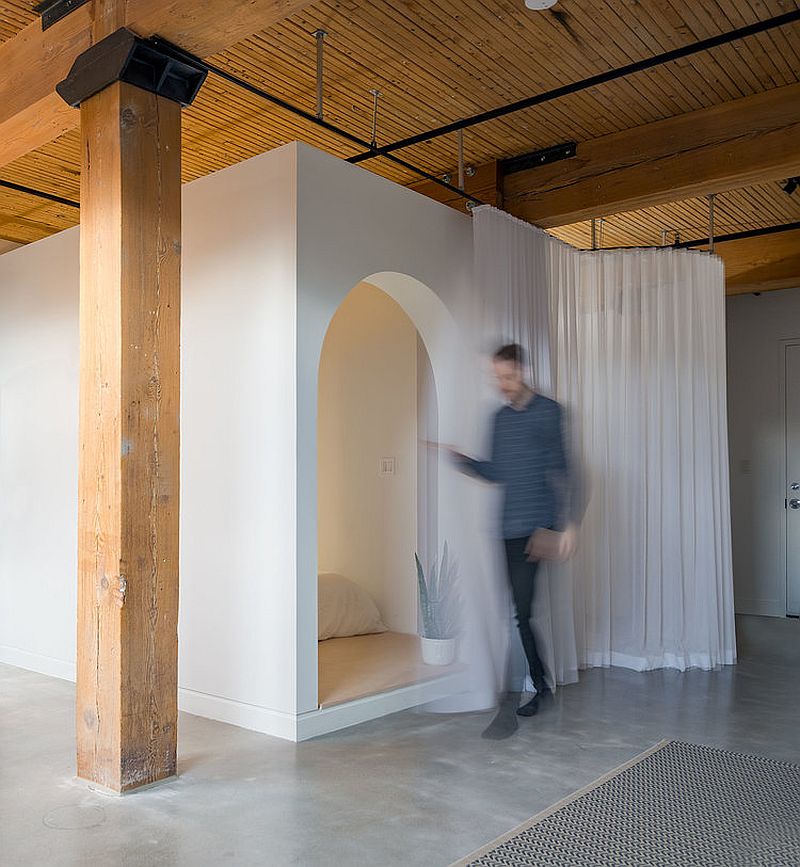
[{"x1": 468, "y1": 206, "x2": 736, "y2": 681}]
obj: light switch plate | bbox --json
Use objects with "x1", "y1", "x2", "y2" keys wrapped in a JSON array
[{"x1": 379, "y1": 457, "x2": 396, "y2": 476}]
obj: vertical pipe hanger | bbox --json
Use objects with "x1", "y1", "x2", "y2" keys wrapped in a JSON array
[
  {"x1": 707, "y1": 193, "x2": 717, "y2": 254},
  {"x1": 457, "y1": 129, "x2": 465, "y2": 191},
  {"x1": 369, "y1": 89, "x2": 381, "y2": 149},
  {"x1": 591, "y1": 218, "x2": 598, "y2": 250},
  {"x1": 313, "y1": 29, "x2": 327, "y2": 120}
]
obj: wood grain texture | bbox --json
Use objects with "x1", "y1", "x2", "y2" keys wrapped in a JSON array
[
  {"x1": 550, "y1": 182, "x2": 800, "y2": 250},
  {"x1": 0, "y1": 9, "x2": 92, "y2": 164},
  {"x1": 0, "y1": 1, "x2": 37, "y2": 43},
  {"x1": 548, "y1": 186, "x2": 800, "y2": 295},
  {"x1": 92, "y1": 0, "x2": 128, "y2": 43},
  {"x1": 0, "y1": 0, "x2": 315, "y2": 169},
  {"x1": 126, "y1": 0, "x2": 316, "y2": 57},
  {"x1": 77, "y1": 81, "x2": 181, "y2": 793},
  {"x1": 0, "y1": 93, "x2": 78, "y2": 169},
  {"x1": 504, "y1": 83, "x2": 800, "y2": 228},
  {"x1": 318, "y1": 632, "x2": 460, "y2": 708},
  {"x1": 715, "y1": 228, "x2": 800, "y2": 294}
]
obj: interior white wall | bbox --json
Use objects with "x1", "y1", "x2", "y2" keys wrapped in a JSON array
[
  {"x1": 317, "y1": 282, "x2": 419, "y2": 634},
  {"x1": 727, "y1": 285, "x2": 800, "y2": 617},
  {"x1": 0, "y1": 228, "x2": 79, "y2": 678},
  {"x1": 179, "y1": 145, "x2": 298, "y2": 728}
]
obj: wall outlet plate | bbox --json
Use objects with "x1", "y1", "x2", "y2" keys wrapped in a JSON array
[{"x1": 379, "y1": 457, "x2": 396, "y2": 476}]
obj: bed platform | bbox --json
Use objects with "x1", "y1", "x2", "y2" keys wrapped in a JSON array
[{"x1": 317, "y1": 631, "x2": 460, "y2": 708}]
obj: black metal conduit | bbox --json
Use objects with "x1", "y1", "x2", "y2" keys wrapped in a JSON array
[
  {"x1": 149, "y1": 36, "x2": 486, "y2": 206},
  {"x1": 573, "y1": 221, "x2": 800, "y2": 252},
  {"x1": 347, "y1": 9, "x2": 800, "y2": 165},
  {"x1": 675, "y1": 220, "x2": 800, "y2": 249},
  {"x1": 0, "y1": 178, "x2": 80, "y2": 209}
]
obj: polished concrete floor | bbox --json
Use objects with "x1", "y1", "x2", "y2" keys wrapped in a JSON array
[{"x1": 2, "y1": 615, "x2": 798, "y2": 867}]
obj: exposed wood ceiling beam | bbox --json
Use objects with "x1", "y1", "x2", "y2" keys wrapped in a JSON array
[
  {"x1": 711, "y1": 229, "x2": 800, "y2": 295},
  {"x1": 0, "y1": 0, "x2": 315, "y2": 169},
  {"x1": 503, "y1": 83, "x2": 800, "y2": 228}
]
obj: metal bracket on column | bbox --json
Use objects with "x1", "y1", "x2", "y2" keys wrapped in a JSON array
[
  {"x1": 501, "y1": 141, "x2": 577, "y2": 176},
  {"x1": 55, "y1": 28, "x2": 207, "y2": 108},
  {"x1": 34, "y1": 0, "x2": 91, "y2": 31}
]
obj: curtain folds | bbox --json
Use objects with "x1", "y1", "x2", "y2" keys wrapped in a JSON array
[{"x1": 468, "y1": 206, "x2": 736, "y2": 682}]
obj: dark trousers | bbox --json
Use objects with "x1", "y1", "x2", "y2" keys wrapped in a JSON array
[{"x1": 504, "y1": 537, "x2": 546, "y2": 693}]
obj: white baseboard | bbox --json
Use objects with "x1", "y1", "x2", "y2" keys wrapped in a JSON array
[
  {"x1": 2, "y1": 648, "x2": 465, "y2": 743},
  {"x1": 177, "y1": 687, "x2": 298, "y2": 741},
  {"x1": 295, "y1": 672, "x2": 466, "y2": 741},
  {"x1": 0, "y1": 645, "x2": 76, "y2": 682},
  {"x1": 0, "y1": 650, "x2": 299, "y2": 741},
  {"x1": 735, "y1": 599, "x2": 785, "y2": 618}
]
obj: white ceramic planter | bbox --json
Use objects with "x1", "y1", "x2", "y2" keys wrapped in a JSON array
[{"x1": 420, "y1": 636, "x2": 456, "y2": 666}]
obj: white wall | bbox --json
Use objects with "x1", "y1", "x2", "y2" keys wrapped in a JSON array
[
  {"x1": 318, "y1": 282, "x2": 419, "y2": 634},
  {"x1": 0, "y1": 229, "x2": 79, "y2": 678},
  {"x1": 0, "y1": 145, "x2": 301, "y2": 737},
  {"x1": 179, "y1": 145, "x2": 299, "y2": 728},
  {"x1": 727, "y1": 285, "x2": 800, "y2": 616}
]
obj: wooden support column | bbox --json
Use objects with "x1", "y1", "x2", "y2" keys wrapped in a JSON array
[{"x1": 76, "y1": 79, "x2": 181, "y2": 793}]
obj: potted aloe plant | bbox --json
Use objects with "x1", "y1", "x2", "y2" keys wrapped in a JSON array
[{"x1": 415, "y1": 542, "x2": 461, "y2": 666}]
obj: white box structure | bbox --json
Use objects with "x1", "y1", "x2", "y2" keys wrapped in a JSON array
[{"x1": 0, "y1": 143, "x2": 476, "y2": 740}]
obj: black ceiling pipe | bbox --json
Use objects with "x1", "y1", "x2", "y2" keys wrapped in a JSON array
[
  {"x1": 0, "y1": 179, "x2": 80, "y2": 209},
  {"x1": 675, "y1": 221, "x2": 800, "y2": 249},
  {"x1": 347, "y1": 10, "x2": 800, "y2": 165},
  {"x1": 148, "y1": 36, "x2": 486, "y2": 207}
]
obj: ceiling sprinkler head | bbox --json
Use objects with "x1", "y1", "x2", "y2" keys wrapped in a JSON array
[{"x1": 525, "y1": 0, "x2": 558, "y2": 9}]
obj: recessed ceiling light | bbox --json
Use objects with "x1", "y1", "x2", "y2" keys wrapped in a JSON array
[{"x1": 525, "y1": 0, "x2": 558, "y2": 9}]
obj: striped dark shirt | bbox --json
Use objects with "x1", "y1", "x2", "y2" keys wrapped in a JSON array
[{"x1": 460, "y1": 394, "x2": 570, "y2": 539}]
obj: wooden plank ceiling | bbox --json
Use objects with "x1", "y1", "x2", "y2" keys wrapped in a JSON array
[
  {"x1": 550, "y1": 181, "x2": 800, "y2": 249},
  {"x1": 1, "y1": 0, "x2": 799, "y2": 248}
]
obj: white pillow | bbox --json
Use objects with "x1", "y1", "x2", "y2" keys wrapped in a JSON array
[{"x1": 318, "y1": 573, "x2": 388, "y2": 641}]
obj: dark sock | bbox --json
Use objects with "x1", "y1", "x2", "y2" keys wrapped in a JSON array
[
  {"x1": 516, "y1": 695, "x2": 539, "y2": 717},
  {"x1": 481, "y1": 693, "x2": 520, "y2": 740}
]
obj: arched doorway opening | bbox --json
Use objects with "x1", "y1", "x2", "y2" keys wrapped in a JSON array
[{"x1": 316, "y1": 281, "x2": 447, "y2": 707}]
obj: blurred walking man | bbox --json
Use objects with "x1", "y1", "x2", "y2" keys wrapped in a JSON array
[{"x1": 451, "y1": 343, "x2": 580, "y2": 739}]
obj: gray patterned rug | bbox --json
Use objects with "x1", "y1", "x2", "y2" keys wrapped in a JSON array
[{"x1": 454, "y1": 740, "x2": 800, "y2": 866}]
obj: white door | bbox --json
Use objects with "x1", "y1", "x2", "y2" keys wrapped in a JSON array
[{"x1": 786, "y1": 343, "x2": 800, "y2": 616}]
